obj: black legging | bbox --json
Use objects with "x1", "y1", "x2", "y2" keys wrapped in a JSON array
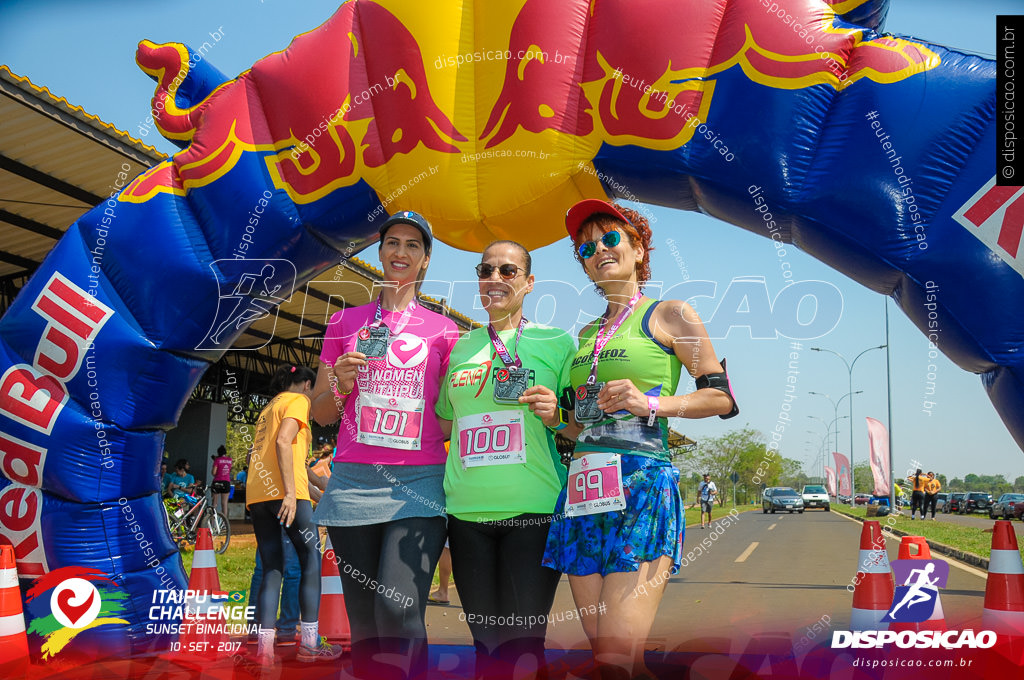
[
  {"x1": 327, "y1": 517, "x2": 447, "y2": 680},
  {"x1": 911, "y1": 490, "x2": 925, "y2": 518},
  {"x1": 250, "y1": 499, "x2": 321, "y2": 629},
  {"x1": 924, "y1": 493, "x2": 938, "y2": 518},
  {"x1": 448, "y1": 514, "x2": 562, "y2": 680}
]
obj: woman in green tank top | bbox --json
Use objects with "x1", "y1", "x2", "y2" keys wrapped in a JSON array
[{"x1": 543, "y1": 199, "x2": 738, "y2": 680}]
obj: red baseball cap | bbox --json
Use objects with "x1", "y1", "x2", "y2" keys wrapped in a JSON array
[{"x1": 565, "y1": 199, "x2": 630, "y2": 240}]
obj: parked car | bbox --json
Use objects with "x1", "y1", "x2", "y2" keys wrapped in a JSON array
[
  {"x1": 838, "y1": 494, "x2": 852, "y2": 504},
  {"x1": 945, "y1": 492, "x2": 966, "y2": 513},
  {"x1": 763, "y1": 487, "x2": 805, "y2": 514},
  {"x1": 934, "y1": 492, "x2": 949, "y2": 513},
  {"x1": 991, "y1": 493, "x2": 1024, "y2": 519},
  {"x1": 960, "y1": 492, "x2": 993, "y2": 515},
  {"x1": 854, "y1": 493, "x2": 872, "y2": 505},
  {"x1": 801, "y1": 485, "x2": 830, "y2": 511}
]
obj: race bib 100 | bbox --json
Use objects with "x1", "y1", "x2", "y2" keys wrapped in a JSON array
[{"x1": 457, "y1": 411, "x2": 526, "y2": 468}]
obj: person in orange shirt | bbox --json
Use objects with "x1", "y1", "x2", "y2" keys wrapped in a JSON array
[
  {"x1": 923, "y1": 471, "x2": 942, "y2": 520},
  {"x1": 248, "y1": 364, "x2": 342, "y2": 665},
  {"x1": 906, "y1": 469, "x2": 927, "y2": 520}
]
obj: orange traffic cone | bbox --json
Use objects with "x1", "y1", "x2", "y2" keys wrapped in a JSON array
[
  {"x1": 888, "y1": 536, "x2": 946, "y2": 632},
  {"x1": 319, "y1": 535, "x2": 350, "y2": 647},
  {"x1": 850, "y1": 520, "x2": 894, "y2": 631},
  {"x1": 982, "y1": 520, "x2": 1024, "y2": 636},
  {"x1": 176, "y1": 528, "x2": 228, "y2": 659},
  {"x1": 0, "y1": 545, "x2": 29, "y2": 676}
]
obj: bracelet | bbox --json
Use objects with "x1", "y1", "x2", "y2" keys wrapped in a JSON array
[{"x1": 646, "y1": 396, "x2": 660, "y2": 426}]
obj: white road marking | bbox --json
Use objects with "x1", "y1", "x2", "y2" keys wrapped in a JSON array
[
  {"x1": 735, "y1": 542, "x2": 759, "y2": 563},
  {"x1": 768, "y1": 523, "x2": 777, "y2": 531},
  {"x1": 831, "y1": 511, "x2": 989, "y2": 579}
]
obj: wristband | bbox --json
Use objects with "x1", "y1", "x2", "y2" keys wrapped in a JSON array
[
  {"x1": 547, "y1": 407, "x2": 570, "y2": 432},
  {"x1": 647, "y1": 396, "x2": 660, "y2": 426},
  {"x1": 330, "y1": 380, "x2": 351, "y2": 401}
]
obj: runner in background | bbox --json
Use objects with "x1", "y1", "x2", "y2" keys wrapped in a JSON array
[
  {"x1": 310, "y1": 212, "x2": 458, "y2": 680},
  {"x1": 544, "y1": 200, "x2": 738, "y2": 680},
  {"x1": 247, "y1": 364, "x2": 342, "y2": 665},
  {"x1": 437, "y1": 240, "x2": 576, "y2": 679},
  {"x1": 697, "y1": 474, "x2": 718, "y2": 529}
]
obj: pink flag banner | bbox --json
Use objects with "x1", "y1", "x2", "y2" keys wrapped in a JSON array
[
  {"x1": 832, "y1": 452, "x2": 852, "y2": 497},
  {"x1": 825, "y1": 466, "x2": 837, "y2": 497},
  {"x1": 865, "y1": 417, "x2": 891, "y2": 497}
]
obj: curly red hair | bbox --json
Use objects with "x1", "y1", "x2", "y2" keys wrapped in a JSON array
[{"x1": 572, "y1": 204, "x2": 654, "y2": 290}]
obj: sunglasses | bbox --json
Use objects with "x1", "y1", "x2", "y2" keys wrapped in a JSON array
[
  {"x1": 577, "y1": 230, "x2": 622, "y2": 259},
  {"x1": 475, "y1": 263, "x2": 524, "y2": 280}
]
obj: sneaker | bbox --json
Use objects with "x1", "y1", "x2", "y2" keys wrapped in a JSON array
[
  {"x1": 297, "y1": 636, "x2": 344, "y2": 663},
  {"x1": 276, "y1": 631, "x2": 298, "y2": 647}
]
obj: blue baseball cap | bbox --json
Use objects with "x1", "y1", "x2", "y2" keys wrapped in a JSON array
[{"x1": 379, "y1": 211, "x2": 433, "y2": 252}]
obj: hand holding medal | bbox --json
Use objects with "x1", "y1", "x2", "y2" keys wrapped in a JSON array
[{"x1": 330, "y1": 352, "x2": 367, "y2": 395}]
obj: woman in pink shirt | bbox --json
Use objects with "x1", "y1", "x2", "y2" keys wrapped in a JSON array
[
  {"x1": 210, "y1": 445, "x2": 233, "y2": 521},
  {"x1": 310, "y1": 212, "x2": 458, "y2": 680}
]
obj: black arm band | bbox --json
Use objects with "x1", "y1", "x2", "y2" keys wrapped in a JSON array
[{"x1": 695, "y1": 357, "x2": 739, "y2": 419}]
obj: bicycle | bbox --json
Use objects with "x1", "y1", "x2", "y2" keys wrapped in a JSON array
[{"x1": 165, "y1": 482, "x2": 231, "y2": 554}]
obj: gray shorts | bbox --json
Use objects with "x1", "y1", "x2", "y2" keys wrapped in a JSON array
[{"x1": 700, "y1": 499, "x2": 714, "y2": 513}]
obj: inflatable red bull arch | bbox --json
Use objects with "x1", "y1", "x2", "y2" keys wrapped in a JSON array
[{"x1": 0, "y1": 0, "x2": 1013, "y2": 656}]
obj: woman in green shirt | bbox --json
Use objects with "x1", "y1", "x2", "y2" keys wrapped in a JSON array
[
  {"x1": 437, "y1": 240, "x2": 576, "y2": 680},
  {"x1": 543, "y1": 199, "x2": 738, "y2": 680}
]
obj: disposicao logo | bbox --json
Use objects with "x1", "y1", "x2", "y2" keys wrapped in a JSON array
[
  {"x1": 24, "y1": 567, "x2": 129, "y2": 660},
  {"x1": 833, "y1": 558, "x2": 996, "y2": 649}
]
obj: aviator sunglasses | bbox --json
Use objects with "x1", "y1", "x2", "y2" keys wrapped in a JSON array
[
  {"x1": 475, "y1": 263, "x2": 524, "y2": 280},
  {"x1": 578, "y1": 230, "x2": 622, "y2": 259}
]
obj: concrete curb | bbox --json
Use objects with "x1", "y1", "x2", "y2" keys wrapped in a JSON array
[{"x1": 833, "y1": 507, "x2": 990, "y2": 571}]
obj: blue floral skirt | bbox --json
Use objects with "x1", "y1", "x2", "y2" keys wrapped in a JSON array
[{"x1": 542, "y1": 454, "x2": 684, "y2": 576}]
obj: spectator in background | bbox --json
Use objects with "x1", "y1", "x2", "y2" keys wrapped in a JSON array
[
  {"x1": 167, "y1": 459, "x2": 196, "y2": 499},
  {"x1": 924, "y1": 471, "x2": 942, "y2": 520},
  {"x1": 161, "y1": 459, "x2": 173, "y2": 498},
  {"x1": 236, "y1": 465, "x2": 248, "y2": 487},
  {"x1": 907, "y1": 469, "x2": 927, "y2": 520},
  {"x1": 211, "y1": 445, "x2": 233, "y2": 520},
  {"x1": 311, "y1": 449, "x2": 333, "y2": 480}
]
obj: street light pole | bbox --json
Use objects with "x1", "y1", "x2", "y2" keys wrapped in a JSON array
[
  {"x1": 811, "y1": 345, "x2": 886, "y2": 496},
  {"x1": 808, "y1": 415, "x2": 848, "y2": 485},
  {"x1": 809, "y1": 390, "x2": 863, "y2": 458}
]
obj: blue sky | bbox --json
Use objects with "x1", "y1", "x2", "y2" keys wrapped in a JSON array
[{"x1": 1, "y1": 0, "x2": 1021, "y2": 481}]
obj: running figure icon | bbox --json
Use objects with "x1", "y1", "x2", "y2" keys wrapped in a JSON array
[
  {"x1": 198, "y1": 260, "x2": 296, "y2": 349},
  {"x1": 888, "y1": 563, "x2": 939, "y2": 617}
]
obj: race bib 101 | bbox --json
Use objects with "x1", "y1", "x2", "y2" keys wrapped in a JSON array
[{"x1": 356, "y1": 392, "x2": 424, "y2": 450}]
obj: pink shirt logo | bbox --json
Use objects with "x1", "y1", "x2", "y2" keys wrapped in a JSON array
[{"x1": 388, "y1": 333, "x2": 428, "y2": 368}]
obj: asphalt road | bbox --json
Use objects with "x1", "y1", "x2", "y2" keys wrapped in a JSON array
[
  {"x1": 425, "y1": 509, "x2": 993, "y2": 651},
  {"x1": 927, "y1": 508, "x2": 1024, "y2": 536}
]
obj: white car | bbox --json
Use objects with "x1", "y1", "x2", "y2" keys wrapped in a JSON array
[{"x1": 801, "y1": 484, "x2": 831, "y2": 511}]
